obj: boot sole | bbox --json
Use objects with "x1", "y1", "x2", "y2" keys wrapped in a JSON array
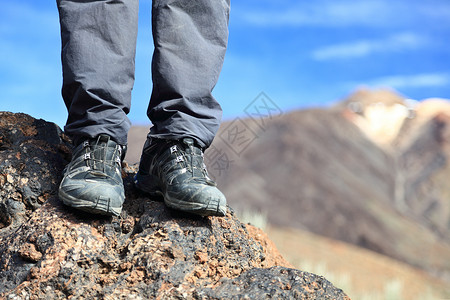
[
  {"x1": 59, "y1": 189, "x2": 122, "y2": 217},
  {"x1": 134, "y1": 173, "x2": 226, "y2": 217}
]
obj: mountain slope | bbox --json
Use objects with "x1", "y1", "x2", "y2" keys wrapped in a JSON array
[{"x1": 266, "y1": 225, "x2": 450, "y2": 299}]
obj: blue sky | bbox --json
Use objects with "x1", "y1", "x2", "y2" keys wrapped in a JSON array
[{"x1": 1, "y1": 0, "x2": 450, "y2": 127}]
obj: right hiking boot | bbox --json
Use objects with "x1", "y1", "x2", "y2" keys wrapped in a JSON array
[
  {"x1": 58, "y1": 135, "x2": 125, "y2": 216},
  {"x1": 135, "y1": 137, "x2": 227, "y2": 217}
]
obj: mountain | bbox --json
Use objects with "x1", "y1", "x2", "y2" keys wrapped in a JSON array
[{"x1": 341, "y1": 89, "x2": 450, "y2": 240}]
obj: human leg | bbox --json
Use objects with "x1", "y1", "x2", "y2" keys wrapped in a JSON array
[
  {"x1": 57, "y1": 0, "x2": 138, "y2": 146},
  {"x1": 148, "y1": 0, "x2": 231, "y2": 148},
  {"x1": 136, "y1": 0, "x2": 230, "y2": 216},
  {"x1": 57, "y1": 0, "x2": 139, "y2": 216}
]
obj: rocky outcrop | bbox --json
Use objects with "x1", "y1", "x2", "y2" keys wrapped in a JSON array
[
  {"x1": 0, "y1": 112, "x2": 348, "y2": 299},
  {"x1": 0, "y1": 112, "x2": 71, "y2": 239}
]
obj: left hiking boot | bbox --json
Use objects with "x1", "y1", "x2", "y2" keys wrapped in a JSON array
[
  {"x1": 135, "y1": 137, "x2": 227, "y2": 217},
  {"x1": 58, "y1": 135, "x2": 125, "y2": 216}
]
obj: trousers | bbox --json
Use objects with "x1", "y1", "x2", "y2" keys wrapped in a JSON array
[{"x1": 57, "y1": 0, "x2": 230, "y2": 148}]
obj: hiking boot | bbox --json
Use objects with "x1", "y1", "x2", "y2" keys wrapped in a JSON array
[
  {"x1": 58, "y1": 135, "x2": 125, "y2": 216},
  {"x1": 135, "y1": 137, "x2": 227, "y2": 217}
]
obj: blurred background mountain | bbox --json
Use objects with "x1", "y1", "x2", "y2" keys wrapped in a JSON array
[{"x1": 126, "y1": 88, "x2": 450, "y2": 299}]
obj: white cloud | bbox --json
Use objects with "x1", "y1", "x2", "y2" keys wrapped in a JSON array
[
  {"x1": 237, "y1": 1, "x2": 390, "y2": 27},
  {"x1": 368, "y1": 73, "x2": 450, "y2": 89},
  {"x1": 235, "y1": 0, "x2": 450, "y2": 28},
  {"x1": 312, "y1": 32, "x2": 424, "y2": 60}
]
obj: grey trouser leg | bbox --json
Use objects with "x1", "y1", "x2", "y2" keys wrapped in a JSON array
[
  {"x1": 57, "y1": 0, "x2": 138, "y2": 146},
  {"x1": 148, "y1": 0, "x2": 230, "y2": 148},
  {"x1": 58, "y1": 0, "x2": 230, "y2": 148}
]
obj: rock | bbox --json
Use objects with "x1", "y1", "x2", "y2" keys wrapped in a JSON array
[
  {"x1": 0, "y1": 112, "x2": 72, "y2": 239},
  {"x1": 0, "y1": 112, "x2": 349, "y2": 299},
  {"x1": 200, "y1": 267, "x2": 347, "y2": 299}
]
